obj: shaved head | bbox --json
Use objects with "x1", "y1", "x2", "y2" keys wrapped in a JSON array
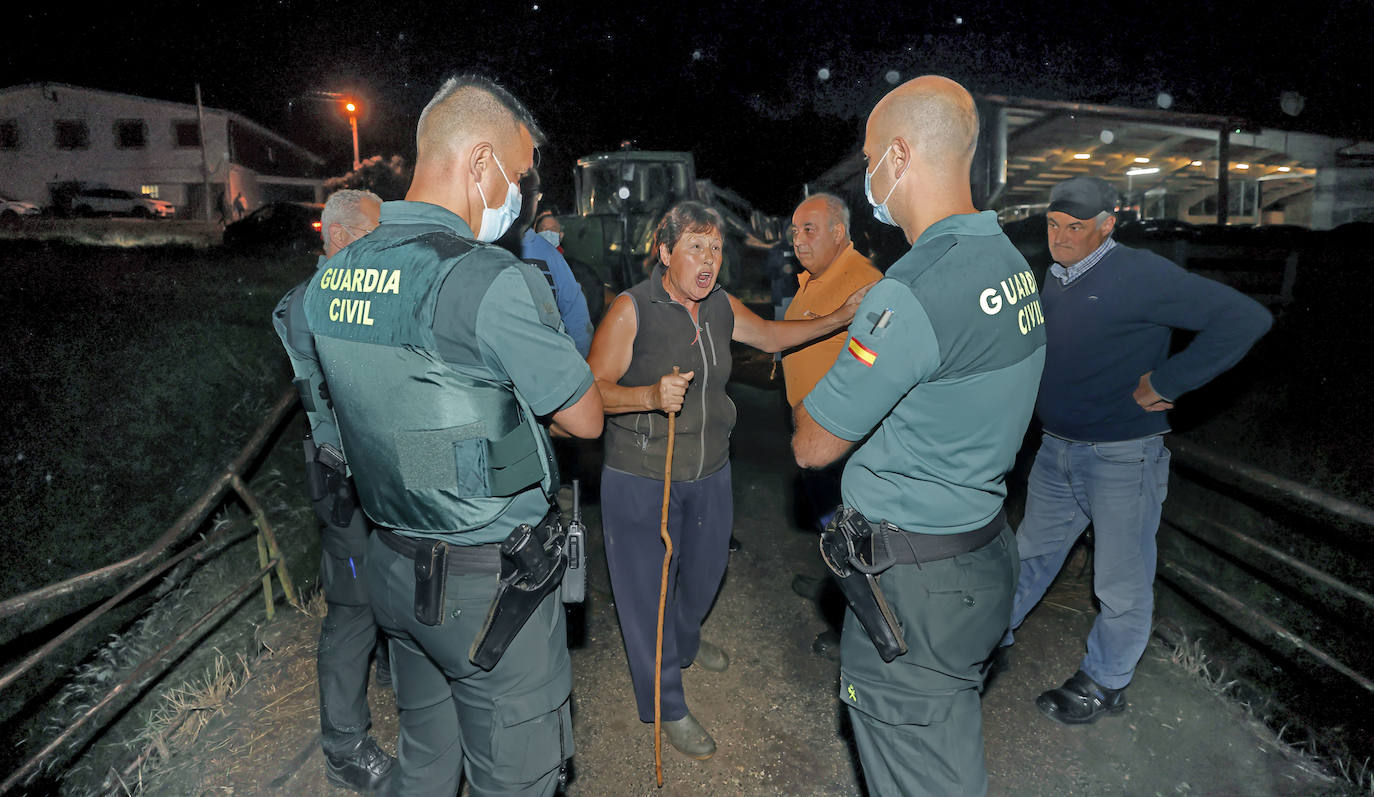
[
  {"x1": 869, "y1": 75, "x2": 979, "y2": 169},
  {"x1": 863, "y1": 75, "x2": 980, "y2": 240},
  {"x1": 416, "y1": 74, "x2": 544, "y2": 166}
]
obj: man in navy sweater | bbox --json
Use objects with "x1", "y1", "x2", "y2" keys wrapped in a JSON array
[{"x1": 1000, "y1": 176, "x2": 1272, "y2": 725}]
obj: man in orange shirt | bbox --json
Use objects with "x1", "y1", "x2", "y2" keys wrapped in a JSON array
[{"x1": 784, "y1": 193, "x2": 882, "y2": 521}]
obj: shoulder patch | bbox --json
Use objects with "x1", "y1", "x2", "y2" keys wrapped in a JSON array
[{"x1": 847, "y1": 337, "x2": 878, "y2": 366}]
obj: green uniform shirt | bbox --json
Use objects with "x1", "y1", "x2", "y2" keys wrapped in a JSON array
[
  {"x1": 305, "y1": 200, "x2": 594, "y2": 544},
  {"x1": 804, "y1": 211, "x2": 1046, "y2": 534}
]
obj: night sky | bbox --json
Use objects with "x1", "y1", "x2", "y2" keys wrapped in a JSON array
[{"x1": 5, "y1": 0, "x2": 1372, "y2": 214}]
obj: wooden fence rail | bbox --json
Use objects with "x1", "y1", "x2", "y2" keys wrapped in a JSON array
[{"x1": 0, "y1": 386, "x2": 302, "y2": 793}]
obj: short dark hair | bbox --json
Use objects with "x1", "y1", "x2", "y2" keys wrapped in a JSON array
[
  {"x1": 417, "y1": 73, "x2": 545, "y2": 150},
  {"x1": 654, "y1": 201, "x2": 724, "y2": 256}
]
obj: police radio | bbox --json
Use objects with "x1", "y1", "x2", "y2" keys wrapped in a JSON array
[{"x1": 562, "y1": 479, "x2": 587, "y2": 604}]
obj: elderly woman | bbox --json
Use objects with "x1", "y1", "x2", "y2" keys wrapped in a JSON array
[{"x1": 587, "y1": 201, "x2": 870, "y2": 759}]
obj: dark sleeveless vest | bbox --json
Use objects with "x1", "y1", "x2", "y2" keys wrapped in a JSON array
[{"x1": 603, "y1": 265, "x2": 736, "y2": 481}]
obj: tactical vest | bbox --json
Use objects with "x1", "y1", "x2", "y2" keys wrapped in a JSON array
[
  {"x1": 302, "y1": 229, "x2": 555, "y2": 534},
  {"x1": 271, "y1": 268, "x2": 343, "y2": 453}
]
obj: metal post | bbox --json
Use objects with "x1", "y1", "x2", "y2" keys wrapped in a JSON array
[
  {"x1": 350, "y1": 114, "x2": 360, "y2": 171},
  {"x1": 1217, "y1": 127, "x2": 1231, "y2": 225},
  {"x1": 195, "y1": 84, "x2": 214, "y2": 223}
]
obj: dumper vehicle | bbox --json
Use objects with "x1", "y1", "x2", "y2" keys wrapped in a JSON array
[{"x1": 556, "y1": 148, "x2": 785, "y2": 318}]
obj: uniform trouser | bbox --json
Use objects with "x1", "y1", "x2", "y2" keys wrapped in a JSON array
[
  {"x1": 840, "y1": 523, "x2": 1017, "y2": 797},
  {"x1": 367, "y1": 533, "x2": 573, "y2": 797},
  {"x1": 1003, "y1": 434, "x2": 1171, "y2": 689},
  {"x1": 310, "y1": 477, "x2": 377, "y2": 759},
  {"x1": 600, "y1": 464, "x2": 733, "y2": 724}
]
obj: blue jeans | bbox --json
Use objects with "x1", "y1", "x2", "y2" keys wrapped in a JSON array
[{"x1": 1004, "y1": 433, "x2": 1170, "y2": 690}]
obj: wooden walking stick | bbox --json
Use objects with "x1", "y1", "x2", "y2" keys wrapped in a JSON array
[{"x1": 654, "y1": 366, "x2": 679, "y2": 787}]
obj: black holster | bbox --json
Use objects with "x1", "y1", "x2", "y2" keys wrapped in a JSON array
[
  {"x1": 819, "y1": 507, "x2": 907, "y2": 662},
  {"x1": 303, "y1": 438, "x2": 357, "y2": 528},
  {"x1": 469, "y1": 509, "x2": 568, "y2": 671}
]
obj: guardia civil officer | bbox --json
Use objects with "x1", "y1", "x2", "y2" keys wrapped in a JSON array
[
  {"x1": 272, "y1": 188, "x2": 394, "y2": 794},
  {"x1": 792, "y1": 76, "x2": 1046, "y2": 797},
  {"x1": 303, "y1": 75, "x2": 603, "y2": 797}
]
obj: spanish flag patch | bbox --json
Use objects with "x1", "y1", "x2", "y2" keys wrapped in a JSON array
[{"x1": 848, "y1": 337, "x2": 877, "y2": 367}]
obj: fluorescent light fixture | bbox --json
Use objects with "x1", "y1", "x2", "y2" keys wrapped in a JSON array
[
  {"x1": 1277, "y1": 166, "x2": 1292, "y2": 172},
  {"x1": 1190, "y1": 160, "x2": 1203, "y2": 166},
  {"x1": 1073, "y1": 153, "x2": 1091, "y2": 159},
  {"x1": 1133, "y1": 157, "x2": 1150, "y2": 163},
  {"x1": 1126, "y1": 167, "x2": 1160, "y2": 176},
  {"x1": 1235, "y1": 163, "x2": 1250, "y2": 169}
]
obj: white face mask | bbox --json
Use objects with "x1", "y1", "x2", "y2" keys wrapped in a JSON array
[
  {"x1": 864, "y1": 145, "x2": 904, "y2": 227},
  {"x1": 536, "y1": 229, "x2": 562, "y2": 248},
  {"x1": 474, "y1": 151, "x2": 521, "y2": 243}
]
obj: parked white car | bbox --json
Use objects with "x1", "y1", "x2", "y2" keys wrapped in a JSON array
[
  {"x1": 71, "y1": 188, "x2": 175, "y2": 219},
  {"x1": 0, "y1": 194, "x2": 40, "y2": 218}
]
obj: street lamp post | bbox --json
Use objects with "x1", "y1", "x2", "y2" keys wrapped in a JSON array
[
  {"x1": 292, "y1": 91, "x2": 363, "y2": 171},
  {"x1": 345, "y1": 101, "x2": 360, "y2": 171}
]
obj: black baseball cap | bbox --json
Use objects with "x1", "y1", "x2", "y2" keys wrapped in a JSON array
[{"x1": 1048, "y1": 176, "x2": 1119, "y2": 220}]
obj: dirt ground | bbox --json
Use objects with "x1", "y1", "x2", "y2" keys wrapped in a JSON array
[{"x1": 139, "y1": 364, "x2": 1349, "y2": 797}]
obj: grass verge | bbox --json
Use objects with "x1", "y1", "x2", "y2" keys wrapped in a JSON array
[
  {"x1": 0, "y1": 239, "x2": 323, "y2": 791},
  {"x1": 1156, "y1": 620, "x2": 1371, "y2": 796}
]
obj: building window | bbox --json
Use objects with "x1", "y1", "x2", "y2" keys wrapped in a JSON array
[
  {"x1": 140, "y1": 185, "x2": 161, "y2": 199},
  {"x1": 0, "y1": 120, "x2": 18, "y2": 150},
  {"x1": 54, "y1": 120, "x2": 90, "y2": 150},
  {"x1": 114, "y1": 119, "x2": 147, "y2": 149},
  {"x1": 173, "y1": 120, "x2": 201, "y2": 148}
]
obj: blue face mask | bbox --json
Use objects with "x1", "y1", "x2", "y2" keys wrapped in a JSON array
[
  {"x1": 864, "y1": 145, "x2": 904, "y2": 227},
  {"x1": 475, "y1": 151, "x2": 522, "y2": 243},
  {"x1": 536, "y1": 229, "x2": 562, "y2": 248}
]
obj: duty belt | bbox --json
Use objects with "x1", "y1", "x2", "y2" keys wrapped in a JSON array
[
  {"x1": 377, "y1": 528, "x2": 502, "y2": 575},
  {"x1": 818, "y1": 506, "x2": 1008, "y2": 663},
  {"x1": 868, "y1": 509, "x2": 1007, "y2": 569}
]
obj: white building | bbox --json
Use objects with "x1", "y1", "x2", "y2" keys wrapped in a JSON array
[{"x1": 0, "y1": 82, "x2": 325, "y2": 220}]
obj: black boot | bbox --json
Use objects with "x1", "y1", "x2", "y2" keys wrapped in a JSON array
[{"x1": 326, "y1": 737, "x2": 395, "y2": 794}]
